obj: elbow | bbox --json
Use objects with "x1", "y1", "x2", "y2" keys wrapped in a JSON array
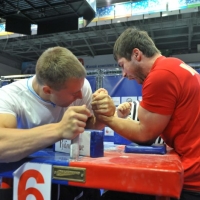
[
  {"x1": 0, "y1": 151, "x2": 22, "y2": 163},
  {"x1": 135, "y1": 124, "x2": 159, "y2": 145},
  {"x1": 135, "y1": 139, "x2": 155, "y2": 146},
  {"x1": 0, "y1": 157, "x2": 22, "y2": 163},
  {"x1": 0, "y1": 154, "x2": 12, "y2": 163},
  {"x1": 133, "y1": 131, "x2": 158, "y2": 146}
]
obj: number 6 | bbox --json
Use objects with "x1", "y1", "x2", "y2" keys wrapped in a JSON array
[{"x1": 18, "y1": 169, "x2": 44, "y2": 200}]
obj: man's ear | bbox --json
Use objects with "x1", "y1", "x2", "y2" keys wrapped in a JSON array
[
  {"x1": 132, "y1": 48, "x2": 141, "y2": 61},
  {"x1": 43, "y1": 85, "x2": 52, "y2": 95}
]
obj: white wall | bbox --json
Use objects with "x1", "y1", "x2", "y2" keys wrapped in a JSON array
[{"x1": 172, "y1": 53, "x2": 200, "y2": 63}]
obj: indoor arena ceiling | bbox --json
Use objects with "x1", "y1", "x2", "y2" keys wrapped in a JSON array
[{"x1": 0, "y1": 0, "x2": 200, "y2": 62}]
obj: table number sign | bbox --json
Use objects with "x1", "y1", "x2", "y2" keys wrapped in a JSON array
[{"x1": 13, "y1": 162, "x2": 52, "y2": 200}]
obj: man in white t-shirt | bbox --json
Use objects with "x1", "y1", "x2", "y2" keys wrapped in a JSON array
[{"x1": 0, "y1": 46, "x2": 116, "y2": 200}]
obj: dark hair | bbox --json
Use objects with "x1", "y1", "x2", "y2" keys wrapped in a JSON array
[{"x1": 113, "y1": 27, "x2": 160, "y2": 61}]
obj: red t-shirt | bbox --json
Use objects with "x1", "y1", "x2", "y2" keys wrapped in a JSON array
[{"x1": 140, "y1": 56, "x2": 200, "y2": 191}]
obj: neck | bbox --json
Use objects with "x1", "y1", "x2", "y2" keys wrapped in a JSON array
[
  {"x1": 32, "y1": 77, "x2": 50, "y2": 101},
  {"x1": 145, "y1": 53, "x2": 162, "y2": 74}
]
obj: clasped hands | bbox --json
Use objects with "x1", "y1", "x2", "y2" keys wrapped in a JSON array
[
  {"x1": 91, "y1": 88, "x2": 116, "y2": 123},
  {"x1": 59, "y1": 88, "x2": 116, "y2": 139}
]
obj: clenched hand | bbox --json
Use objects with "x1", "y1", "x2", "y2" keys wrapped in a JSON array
[
  {"x1": 58, "y1": 105, "x2": 91, "y2": 139},
  {"x1": 116, "y1": 102, "x2": 132, "y2": 118}
]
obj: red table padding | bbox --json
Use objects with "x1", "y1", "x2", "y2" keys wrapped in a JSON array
[{"x1": 69, "y1": 147, "x2": 183, "y2": 198}]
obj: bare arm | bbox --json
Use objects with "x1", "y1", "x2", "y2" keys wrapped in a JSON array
[
  {"x1": 0, "y1": 105, "x2": 91, "y2": 163},
  {"x1": 0, "y1": 114, "x2": 61, "y2": 162},
  {"x1": 95, "y1": 105, "x2": 171, "y2": 145}
]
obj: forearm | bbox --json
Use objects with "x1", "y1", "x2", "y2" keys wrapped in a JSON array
[
  {"x1": 0, "y1": 123, "x2": 61, "y2": 163},
  {"x1": 104, "y1": 116, "x2": 155, "y2": 144}
]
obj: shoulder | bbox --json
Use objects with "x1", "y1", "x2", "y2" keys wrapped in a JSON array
[
  {"x1": 146, "y1": 57, "x2": 184, "y2": 84},
  {"x1": 152, "y1": 57, "x2": 188, "y2": 76},
  {"x1": 1, "y1": 79, "x2": 27, "y2": 91},
  {"x1": 81, "y1": 78, "x2": 92, "y2": 94},
  {"x1": 83, "y1": 78, "x2": 91, "y2": 88},
  {"x1": 0, "y1": 79, "x2": 29, "y2": 105}
]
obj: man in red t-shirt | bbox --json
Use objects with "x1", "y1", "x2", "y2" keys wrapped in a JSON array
[{"x1": 95, "y1": 27, "x2": 200, "y2": 200}]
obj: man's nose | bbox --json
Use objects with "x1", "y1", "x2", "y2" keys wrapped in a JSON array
[{"x1": 122, "y1": 71, "x2": 127, "y2": 78}]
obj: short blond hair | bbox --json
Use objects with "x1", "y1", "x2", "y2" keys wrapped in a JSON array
[{"x1": 36, "y1": 46, "x2": 86, "y2": 90}]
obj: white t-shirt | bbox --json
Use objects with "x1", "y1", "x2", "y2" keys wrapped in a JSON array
[{"x1": 0, "y1": 76, "x2": 93, "y2": 129}]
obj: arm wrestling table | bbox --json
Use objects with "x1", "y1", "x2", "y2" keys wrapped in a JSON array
[{"x1": 0, "y1": 145, "x2": 183, "y2": 199}]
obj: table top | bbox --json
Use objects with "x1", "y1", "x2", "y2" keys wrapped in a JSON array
[{"x1": 0, "y1": 144, "x2": 183, "y2": 198}]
